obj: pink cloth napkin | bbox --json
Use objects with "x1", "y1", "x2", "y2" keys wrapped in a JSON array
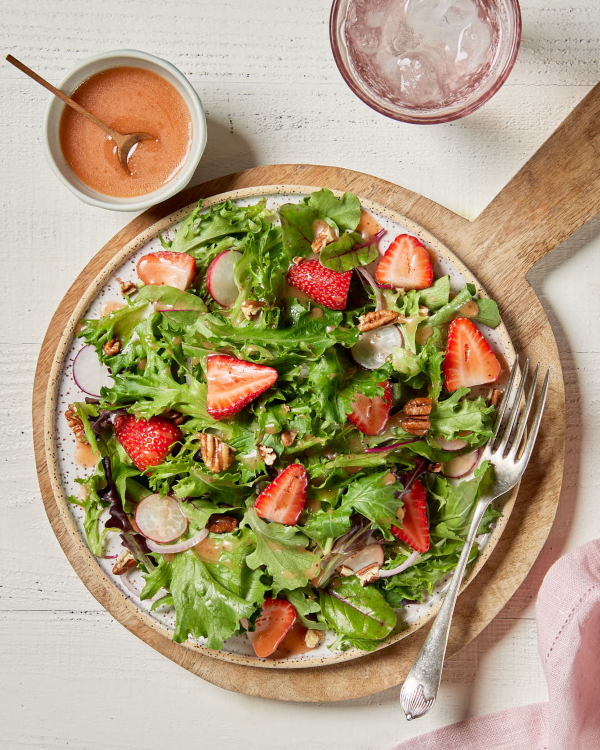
[{"x1": 393, "y1": 539, "x2": 600, "y2": 750}]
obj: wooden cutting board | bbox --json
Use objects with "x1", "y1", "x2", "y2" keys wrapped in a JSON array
[{"x1": 32, "y1": 83, "x2": 600, "y2": 702}]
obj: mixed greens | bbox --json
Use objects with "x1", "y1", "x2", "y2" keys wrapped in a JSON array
[{"x1": 68, "y1": 189, "x2": 503, "y2": 655}]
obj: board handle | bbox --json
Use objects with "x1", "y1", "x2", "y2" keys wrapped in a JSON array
[{"x1": 469, "y1": 82, "x2": 600, "y2": 273}]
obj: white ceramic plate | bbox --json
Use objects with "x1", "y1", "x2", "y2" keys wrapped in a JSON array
[{"x1": 48, "y1": 186, "x2": 516, "y2": 668}]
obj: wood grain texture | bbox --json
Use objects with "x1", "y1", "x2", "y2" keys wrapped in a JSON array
[{"x1": 33, "y1": 150, "x2": 575, "y2": 700}]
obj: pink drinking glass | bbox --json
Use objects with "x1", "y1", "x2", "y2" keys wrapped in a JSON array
[{"x1": 330, "y1": 0, "x2": 521, "y2": 124}]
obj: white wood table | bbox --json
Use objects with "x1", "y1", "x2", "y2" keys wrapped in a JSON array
[{"x1": 1, "y1": 1, "x2": 599, "y2": 747}]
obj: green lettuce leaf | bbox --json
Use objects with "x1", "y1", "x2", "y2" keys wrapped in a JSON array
[
  {"x1": 320, "y1": 577, "x2": 396, "y2": 641},
  {"x1": 243, "y1": 509, "x2": 320, "y2": 593},
  {"x1": 429, "y1": 388, "x2": 494, "y2": 439}
]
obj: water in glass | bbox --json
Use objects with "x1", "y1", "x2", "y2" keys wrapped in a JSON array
[{"x1": 344, "y1": 0, "x2": 501, "y2": 111}]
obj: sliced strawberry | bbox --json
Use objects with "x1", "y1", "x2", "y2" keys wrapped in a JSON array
[
  {"x1": 248, "y1": 598, "x2": 297, "y2": 658},
  {"x1": 375, "y1": 234, "x2": 433, "y2": 290},
  {"x1": 443, "y1": 317, "x2": 501, "y2": 392},
  {"x1": 137, "y1": 250, "x2": 196, "y2": 291},
  {"x1": 114, "y1": 415, "x2": 182, "y2": 471},
  {"x1": 254, "y1": 464, "x2": 307, "y2": 525},
  {"x1": 287, "y1": 260, "x2": 351, "y2": 310},
  {"x1": 391, "y1": 478, "x2": 430, "y2": 553},
  {"x1": 206, "y1": 355, "x2": 278, "y2": 419},
  {"x1": 347, "y1": 380, "x2": 392, "y2": 436}
]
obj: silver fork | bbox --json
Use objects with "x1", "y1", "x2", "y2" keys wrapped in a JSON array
[{"x1": 400, "y1": 359, "x2": 550, "y2": 721}]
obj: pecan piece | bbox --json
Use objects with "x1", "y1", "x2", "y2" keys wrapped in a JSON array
[
  {"x1": 401, "y1": 396, "x2": 433, "y2": 436},
  {"x1": 357, "y1": 309, "x2": 400, "y2": 332},
  {"x1": 258, "y1": 444, "x2": 277, "y2": 466},
  {"x1": 311, "y1": 220, "x2": 338, "y2": 253},
  {"x1": 163, "y1": 409, "x2": 186, "y2": 425},
  {"x1": 241, "y1": 300, "x2": 266, "y2": 320},
  {"x1": 199, "y1": 433, "x2": 235, "y2": 473},
  {"x1": 280, "y1": 430, "x2": 298, "y2": 447},
  {"x1": 112, "y1": 549, "x2": 137, "y2": 575},
  {"x1": 103, "y1": 338, "x2": 121, "y2": 357},
  {"x1": 338, "y1": 562, "x2": 380, "y2": 585},
  {"x1": 206, "y1": 514, "x2": 239, "y2": 534},
  {"x1": 65, "y1": 404, "x2": 88, "y2": 444},
  {"x1": 116, "y1": 277, "x2": 139, "y2": 297},
  {"x1": 488, "y1": 388, "x2": 503, "y2": 408},
  {"x1": 305, "y1": 629, "x2": 325, "y2": 649}
]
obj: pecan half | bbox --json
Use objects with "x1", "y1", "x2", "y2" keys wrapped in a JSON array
[
  {"x1": 401, "y1": 397, "x2": 433, "y2": 436},
  {"x1": 355, "y1": 563, "x2": 381, "y2": 585},
  {"x1": 241, "y1": 300, "x2": 266, "y2": 320},
  {"x1": 305, "y1": 629, "x2": 325, "y2": 649},
  {"x1": 401, "y1": 417, "x2": 430, "y2": 436},
  {"x1": 103, "y1": 338, "x2": 121, "y2": 357},
  {"x1": 116, "y1": 277, "x2": 139, "y2": 297},
  {"x1": 403, "y1": 397, "x2": 433, "y2": 416},
  {"x1": 488, "y1": 388, "x2": 503, "y2": 408},
  {"x1": 200, "y1": 433, "x2": 235, "y2": 473},
  {"x1": 112, "y1": 549, "x2": 137, "y2": 575},
  {"x1": 357, "y1": 309, "x2": 401, "y2": 333},
  {"x1": 206, "y1": 514, "x2": 239, "y2": 534},
  {"x1": 258, "y1": 444, "x2": 277, "y2": 466},
  {"x1": 280, "y1": 430, "x2": 298, "y2": 447},
  {"x1": 65, "y1": 404, "x2": 88, "y2": 444}
]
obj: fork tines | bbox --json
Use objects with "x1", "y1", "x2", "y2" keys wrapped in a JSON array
[{"x1": 486, "y1": 358, "x2": 550, "y2": 466}]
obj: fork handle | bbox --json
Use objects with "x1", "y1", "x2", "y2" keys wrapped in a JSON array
[{"x1": 400, "y1": 494, "x2": 495, "y2": 720}]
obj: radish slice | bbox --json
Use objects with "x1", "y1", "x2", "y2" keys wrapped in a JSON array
[
  {"x1": 351, "y1": 325, "x2": 403, "y2": 370},
  {"x1": 442, "y1": 449, "x2": 480, "y2": 478},
  {"x1": 342, "y1": 543, "x2": 384, "y2": 572},
  {"x1": 434, "y1": 433, "x2": 471, "y2": 451},
  {"x1": 135, "y1": 494, "x2": 188, "y2": 543},
  {"x1": 146, "y1": 528, "x2": 208, "y2": 554},
  {"x1": 206, "y1": 249, "x2": 242, "y2": 307},
  {"x1": 379, "y1": 550, "x2": 421, "y2": 578},
  {"x1": 72, "y1": 345, "x2": 114, "y2": 397}
]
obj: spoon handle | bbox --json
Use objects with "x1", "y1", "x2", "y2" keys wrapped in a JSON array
[{"x1": 6, "y1": 54, "x2": 123, "y2": 143}]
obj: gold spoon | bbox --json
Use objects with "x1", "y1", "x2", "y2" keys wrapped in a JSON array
[{"x1": 6, "y1": 55, "x2": 155, "y2": 173}]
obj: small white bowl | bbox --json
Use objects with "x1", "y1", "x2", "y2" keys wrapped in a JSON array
[{"x1": 44, "y1": 49, "x2": 207, "y2": 212}]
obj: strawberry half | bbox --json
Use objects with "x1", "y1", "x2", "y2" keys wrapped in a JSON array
[
  {"x1": 391, "y1": 478, "x2": 430, "y2": 553},
  {"x1": 443, "y1": 317, "x2": 501, "y2": 392},
  {"x1": 375, "y1": 234, "x2": 433, "y2": 290},
  {"x1": 137, "y1": 250, "x2": 196, "y2": 291},
  {"x1": 206, "y1": 354, "x2": 278, "y2": 419},
  {"x1": 254, "y1": 464, "x2": 307, "y2": 525},
  {"x1": 248, "y1": 598, "x2": 297, "y2": 658},
  {"x1": 114, "y1": 415, "x2": 182, "y2": 471},
  {"x1": 347, "y1": 380, "x2": 392, "y2": 436},
  {"x1": 287, "y1": 260, "x2": 351, "y2": 310}
]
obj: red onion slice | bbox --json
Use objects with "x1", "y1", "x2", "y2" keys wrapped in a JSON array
[
  {"x1": 146, "y1": 528, "x2": 208, "y2": 554},
  {"x1": 119, "y1": 571, "x2": 141, "y2": 597},
  {"x1": 356, "y1": 266, "x2": 384, "y2": 311},
  {"x1": 379, "y1": 550, "x2": 421, "y2": 578},
  {"x1": 365, "y1": 439, "x2": 418, "y2": 453}
]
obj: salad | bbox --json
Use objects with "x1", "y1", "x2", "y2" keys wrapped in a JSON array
[{"x1": 67, "y1": 189, "x2": 505, "y2": 658}]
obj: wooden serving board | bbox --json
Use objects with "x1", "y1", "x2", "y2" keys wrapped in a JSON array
[{"x1": 33, "y1": 84, "x2": 600, "y2": 702}]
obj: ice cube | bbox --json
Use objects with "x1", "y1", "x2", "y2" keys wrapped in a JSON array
[
  {"x1": 455, "y1": 18, "x2": 492, "y2": 69},
  {"x1": 396, "y1": 51, "x2": 442, "y2": 104}
]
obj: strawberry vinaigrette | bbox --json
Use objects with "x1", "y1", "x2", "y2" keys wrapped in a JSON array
[{"x1": 59, "y1": 66, "x2": 192, "y2": 198}]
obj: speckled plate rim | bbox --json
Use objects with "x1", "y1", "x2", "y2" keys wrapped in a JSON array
[{"x1": 43, "y1": 184, "x2": 518, "y2": 669}]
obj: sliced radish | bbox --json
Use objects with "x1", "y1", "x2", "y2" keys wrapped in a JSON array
[
  {"x1": 135, "y1": 493, "x2": 188, "y2": 543},
  {"x1": 442, "y1": 449, "x2": 480, "y2": 478},
  {"x1": 434, "y1": 431, "x2": 471, "y2": 451},
  {"x1": 73, "y1": 345, "x2": 114, "y2": 397},
  {"x1": 351, "y1": 325, "x2": 403, "y2": 370},
  {"x1": 342, "y1": 543, "x2": 384, "y2": 572},
  {"x1": 206, "y1": 249, "x2": 242, "y2": 307}
]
